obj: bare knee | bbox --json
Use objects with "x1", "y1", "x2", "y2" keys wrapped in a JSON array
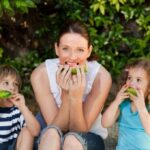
[
  {"x1": 63, "y1": 135, "x2": 83, "y2": 150},
  {"x1": 41, "y1": 128, "x2": 60, "y2": 140},
  {"x1": 39, "y1": 128, "x2": 61, "y2": 150}
]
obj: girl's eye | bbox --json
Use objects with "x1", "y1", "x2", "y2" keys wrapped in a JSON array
[{"x1": 127, "y1": 76, "x2": 132, "y2": 81}]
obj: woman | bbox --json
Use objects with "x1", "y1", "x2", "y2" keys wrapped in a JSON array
[{"x1": 31, "y1": 20, "x2": 112, "y2": 150}]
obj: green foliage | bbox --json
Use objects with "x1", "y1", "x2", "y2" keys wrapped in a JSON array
[
  {"x1": 0, "y1": 47, "x2": 3, "y2": 58},
  {"x1": 0, "y1": 0, "x2": 150, "y2": 97},
  {"x1": 0, "y1": 0, "x2": 36, "y2": 17},
  {"x1": 1, "y1": 51, "x2": 41, "y2": 98}
]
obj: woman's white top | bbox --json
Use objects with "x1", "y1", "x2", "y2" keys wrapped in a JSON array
[{"x1": 45, "y1": 58, "x2": 108, "y2": 139}]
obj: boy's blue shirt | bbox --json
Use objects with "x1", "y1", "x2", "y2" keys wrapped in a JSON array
[{"x1": 116, "y1": 99, "x2": 150, "y2": 150}]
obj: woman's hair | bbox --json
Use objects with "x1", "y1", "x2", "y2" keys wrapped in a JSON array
[
  {"x1": 119, "y1": 58, "x2": 150, "y2": 101},
  {"x1": 56, "y1": 20, "x2": 99, "y2": 61},
  {"x1": 0, "y1": 65, "x2": 22, "y2": 89},
  {"x1": 57, "y1": 20, "x2": 91, "y2": 47}
]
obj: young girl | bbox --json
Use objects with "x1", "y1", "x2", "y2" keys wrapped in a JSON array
[
  {"x1": 0, "y1": 65, "x2": 40, "y2": 150},
  {"x1": 31, "y1": 20, "x2": 112, "y2": 150},
  {"x1": 102, "y1": 59, "x2": 150, "y2": 150}
]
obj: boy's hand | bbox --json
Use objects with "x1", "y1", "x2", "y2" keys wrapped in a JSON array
[{"x1": 10, "y1": 93, "x2": 26, "y2": 110}]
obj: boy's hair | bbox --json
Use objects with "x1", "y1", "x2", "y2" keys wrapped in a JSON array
[{"x1": 0, "y1": 65, "x2": 22, "y2": 89}]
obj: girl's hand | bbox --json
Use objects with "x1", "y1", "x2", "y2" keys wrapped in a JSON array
[
  {"x1": 115, "y1": 84, "x2": 129, "y2": 104},
  {"x1": 69, "y1": 65, "x2": 86, "y2": 99},
  {"x1": 9, "y1": 93, "x2": 26, "y2": 109},
  {"x1": 129, "y1": 88, "x2": 145, "y2": 110},
  {"x1": 56, "y1": 65, "x2": 71, "y2": 91}
]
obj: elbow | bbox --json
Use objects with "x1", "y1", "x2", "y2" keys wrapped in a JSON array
[
  {"x1": 145, "y1": 129, "x2": 150, "y2": 136},
  {"x1": 101, "y1": 117, "x2": 111, "y2": 128},
  {"x1": 31, "y1": 128, "x2": 40, "y2": 137},
  {"x1": 32, "y1": 124, "x2": 40, "y2": 137}
]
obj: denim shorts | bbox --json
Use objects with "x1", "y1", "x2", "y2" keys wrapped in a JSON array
[
  {"x1": 0, "y1": 139, "x2": 17, "y2": 150},
  {"x1": 36, "y1": 112, "x2": 105, "y2": 150}
]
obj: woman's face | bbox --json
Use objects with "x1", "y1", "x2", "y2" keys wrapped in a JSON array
[
  {"x1": 126, "y1": 67, "x2": 149, "y2": 97},
  {"x1": 55, "y1": 33, "x2": 92, "y2": 67}
]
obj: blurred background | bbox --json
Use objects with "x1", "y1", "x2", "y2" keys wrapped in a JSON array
[{"x1": 0, "y1": 0, "x2": 150, "y2": 113}]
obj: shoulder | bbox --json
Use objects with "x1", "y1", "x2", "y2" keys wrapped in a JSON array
[
  {"x1": 31, "y1": 62, "x2": 46, "y2": 81},
  {"x1": 30, "y1": 62, "x2": 48, "y2": 86},
  {"x1": 97, "y1": 63, "x2": 112, "y2": 83}
]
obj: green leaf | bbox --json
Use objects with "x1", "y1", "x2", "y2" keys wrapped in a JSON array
[{"x1": 0, "y1": 3, "x2": 3, "y2": 17}]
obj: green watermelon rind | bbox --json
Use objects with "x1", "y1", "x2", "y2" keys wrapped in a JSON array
[
  {"x1": 0, "y1": 90, "x2": 12, "y2": 99},
  {"x1": 71, "y1": 65, "x2": 87, "y2": 75},
  {"x1": 126, "y1": 87, "x2": 137, "y2": 96}
]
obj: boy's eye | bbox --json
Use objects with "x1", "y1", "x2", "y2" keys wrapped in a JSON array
[
  {"x1": 14, "y1": 83, "x2": 19, "y2": 87},
  {"x1": 137, "y1": 78, "x2": 141, "y2": 82},
  {"x1": 3, "y1": 81, "x2": 9, "y2": 85}
]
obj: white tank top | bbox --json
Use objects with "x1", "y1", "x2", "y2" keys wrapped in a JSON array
[{"x1": 45, "y1": 58, "x2": 108, "y2": 139}]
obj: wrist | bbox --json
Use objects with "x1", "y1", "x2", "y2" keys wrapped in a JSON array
[
  {"x1": 19, "y1": 105, "x2": 28, "y2": 113},
  {"x1": 114, "y1": 98, "x2": 122, "y2": 106}
]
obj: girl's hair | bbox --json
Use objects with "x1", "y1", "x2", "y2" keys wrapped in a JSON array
[
  {"x1": 119, "y1": 58, "x2": 150, "y2": 102},
  {"x1": 0, "y1": 65, "x2": 22, "y2": 89},
  {"x1": 56, "y1": 20, "x2": 99, "y2": 61}
]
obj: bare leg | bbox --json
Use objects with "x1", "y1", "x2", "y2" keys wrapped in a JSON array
[
  {"x1": 63, "y1": 135, "x2": 83, "y2": 150},
  {"x1": 39, "y1": 128, "x2": 61, "y2": 150},
  {"x1": 16, "y1": 127, "x2": 34, "y2": 150}
]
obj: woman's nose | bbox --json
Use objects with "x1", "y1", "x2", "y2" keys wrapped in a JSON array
[{"x1": 69, "y1": 52, "x2": 77, "y2": 60}]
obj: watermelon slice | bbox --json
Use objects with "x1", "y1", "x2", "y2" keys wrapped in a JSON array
[
  {"x1": 0, "y1": 90, "x2": 12, "y2": 99},
  {"x1": 126, "y1": 87, "x2": 137, "y2": 96}
]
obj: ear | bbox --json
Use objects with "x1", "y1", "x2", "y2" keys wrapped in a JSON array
[
  {"x1": 87, "y1": 45, "x2": 93, "y2": 58},
  {"x1": 55, "y1": 42, "x2": 59, "y2": 56}
]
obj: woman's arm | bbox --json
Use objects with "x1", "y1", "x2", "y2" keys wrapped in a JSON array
[
  {"x1": 31, "y1": 63, "x2": 69, "y2": 131},
  {"x1": 69, "y1": 66, "x2": 112, "y2": 132}
]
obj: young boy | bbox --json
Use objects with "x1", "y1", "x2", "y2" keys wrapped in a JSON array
[{"x1": 0, "y1": 65, "x2": 40, "y2": 150}]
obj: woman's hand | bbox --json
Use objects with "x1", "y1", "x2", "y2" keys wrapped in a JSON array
[
  {"x1": 69, "y1": 65, "x2": 86, "y2": 99},
  {"x1": 56, "y1": 65, "x2": 71, "y2": 91}
]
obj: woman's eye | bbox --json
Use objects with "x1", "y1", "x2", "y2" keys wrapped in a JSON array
[
  {"x1": 62, "y1": 47, "x2": 68, "y2": 51},
  {"x1": 78, "y1": 49, "x2": 84, "y2": 52}
]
